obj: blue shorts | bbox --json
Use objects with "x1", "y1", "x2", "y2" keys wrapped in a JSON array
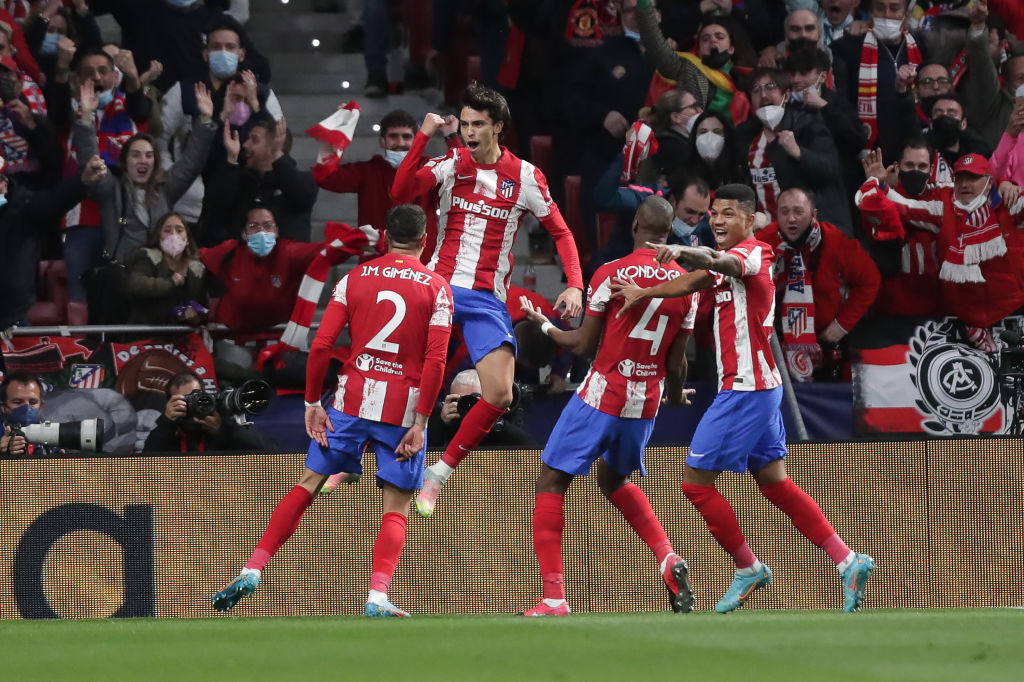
[
  {"x1": 452, "y1": 287, "x2": 517, "y2": 364},
  {"x1": 687, "y1": 387, "x2": 787, "y2": 474},
  {"x1": 305, "y1": 407, "x2": 425, "y2": 490},
  {"x1": 542, "y1": 393, "x2": 655, "y2": 477}
]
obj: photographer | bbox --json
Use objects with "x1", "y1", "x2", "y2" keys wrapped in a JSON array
[
  {"x1": 427, "y1": 369, "x2": 537, "y2": 450},
  {"x1": 1, "y1": 372, "x2": 44, "y2": 456},
  {"x1": 143, "y1": 372, "x2": 274, "y2": 453}
]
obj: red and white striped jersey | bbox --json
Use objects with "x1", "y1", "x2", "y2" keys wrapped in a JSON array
[
  {"x1": 711, "y1": 238, "x2": 782, "y2": 392},
  {"x1": 391, "y1": 132, "x2": 584, "y2": 301},
  {"x1": 577, "y1": 249, "x2": 698, "y2": 419},
  {"x1": 305, "y1": 253, "x2": 453, "y2": 427}
]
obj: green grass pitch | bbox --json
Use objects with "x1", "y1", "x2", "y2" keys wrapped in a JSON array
[{"x1": 2, "y1": 610, "x2": 1022, "y2": 681}]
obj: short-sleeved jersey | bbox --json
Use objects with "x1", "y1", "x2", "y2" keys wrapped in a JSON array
[
  {"x1": 423, "y1": 146, "x2": 559, "y2": 301},
  {"x1": 711, "y1": 238, "x2": 782, "y2": 392},
  {"x1": 330, "y1": 253, "x2": 453, "y2": 426},
  {"x1": 577, "y1": 249, "x2": 698, "y2": 419}
]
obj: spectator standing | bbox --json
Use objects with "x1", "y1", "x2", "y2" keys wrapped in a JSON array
[
  {"x1": 687, "y1": 110, "x2": 746, "y2": 189},
  {"x1": 758, "y1": 187, "x2": 880, "y2": 382},
  {"x1": 962, "y1": 1, "x2": 1024, "y2": 148},
  {"x1": 924, "y1": 94, "x2": 992, "y2": 168},
  {"x1": 0, "y1": 55, "x2": 62, "y2": 190},
  {"x1": 990, "y1": 101, "x2": 1024, "y2": 188}
]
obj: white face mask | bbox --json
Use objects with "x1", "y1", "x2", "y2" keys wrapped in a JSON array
[
  {"x1": 755, "y1": 104, "x2": 785, "y2": 130},
  {"x1": 671, "y1": 216, "x2": 699, "y2": 240},
  {"x1": 161, "y1": 233, "x2": 187, "y2": 258},
  {"x1": 695, "y1": 131, "x2": 725, "y2": 161},
  {"x1": 383, "y1": 148, "x2": 408, "y2": 169},
  {"x1": 1015, "y1": 83, "x2": 1024, "y2": 98},
  {"x1": 872, "y1": 17, "x2": 904, "y2": 43},
  {"x1": 685, "y1": 114, "x2": 698, "y2": 134},
  {"x1": 953, "y1": 178, "x2": 991, "y2": 213}
]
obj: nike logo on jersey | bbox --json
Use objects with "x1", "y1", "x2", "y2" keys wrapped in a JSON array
[{"x1": 456, "y1": 174, "x2": 475, "y2": 180}]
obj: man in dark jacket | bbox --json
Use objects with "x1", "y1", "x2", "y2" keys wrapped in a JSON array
[
  {"x1": 143, "y1": 372, "x2": 274, "y2": 452},
  {"x1": 735, "y1": 67, "x2": 851, "y2": 232},
  {"x1": 0, "y1": 154, "x2": 106, "y2": 331}
]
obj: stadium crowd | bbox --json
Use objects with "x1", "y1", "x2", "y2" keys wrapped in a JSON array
[{"x1": 1, "y1": 0, "x2": 1024, "y2": 452}]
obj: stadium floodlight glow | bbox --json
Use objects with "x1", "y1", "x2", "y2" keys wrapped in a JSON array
[
  {"x1": 281, "y1": 0, "x2": 289, "y2": 4},
  {"x1": 372, "y1": 124, "x2": 381, "y2": 132},
  {"x1": 311, "y1": 38, "x2": 321, "y2": 47},
  {"x1": 341, "y1": 80, "x2": 350, "y2": 89}
]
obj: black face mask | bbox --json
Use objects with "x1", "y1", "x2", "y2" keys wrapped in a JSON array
[
  {"x1": 782, "y1": 225, "x2": 813, "y2": 248},
  {"x1": 702, "y1": 49, "x2": 731, "y2": 70},
  {"x1": 930, "y1": 116, "x2": 962, "y2": 148},
  {"x1": 918, "y1": 96, "x2": 941, "y2": 119},
  {"x1": 898, "y1": 169, "x2": 929, "y2": 196},
  {"x1": 0, "y1": 78, "x2": 18, "y2": 104}
]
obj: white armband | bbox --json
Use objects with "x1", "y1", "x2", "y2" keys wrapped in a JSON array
[{"x1": 540, "y1": 321, "x2": 556, "y2": 337}]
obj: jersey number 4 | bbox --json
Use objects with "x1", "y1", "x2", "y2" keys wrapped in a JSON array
[
  {"x1": 365, "y1": 290, "x2": 407, "y2": 353},
  {"x1": 628, "y1": 298, "x2": 668, "y2": 355}
]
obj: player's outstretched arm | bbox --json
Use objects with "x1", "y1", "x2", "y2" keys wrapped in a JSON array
[
  {"x1": 610, "y1": 270, "x2": 713, "y2": 318},
  {"x1": 520, "y1": 296, "x2": 602, "y2": 358},
  {"x1": 645, "y1": 242, "x2": 744, "y2": 278}
]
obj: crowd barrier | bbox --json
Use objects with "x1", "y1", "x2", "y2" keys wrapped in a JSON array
[{"x1": 2, "y1": 439, "x2": 1022, "y2": 619}]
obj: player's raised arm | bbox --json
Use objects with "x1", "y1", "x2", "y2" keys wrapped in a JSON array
[
  {"x1": 611, "y1": 270, "x2": 714, "y2": 318},
  {"x1": 390, "y1": 113, "x2": 448, "y2": 203}
]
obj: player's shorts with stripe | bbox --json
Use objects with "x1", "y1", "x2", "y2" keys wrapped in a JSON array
[
  {"x1": 542, "y1": 393, "x2": 655, "y2": 477},
  {"x1": 305, "y1": 406, "x2": 425, "y2": 490},
  {"x1": 687, "y1": 387, "x2": 787, "y2": 474},
  {"x1": 451, "y1": 286, "x2": 517, "y2": 364}
]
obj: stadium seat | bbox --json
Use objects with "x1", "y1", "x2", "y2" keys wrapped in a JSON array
[
  {"x1": 529, "y1": 136, "x2": 552, "y2": 178},
  {"x1": 467, "y1": 55, "x2": 481, "y2": 85},
  {"x1": 595, "y1": 212, "x2": 617, "y2": 252},
  {"x1": 67, "y1": 301, "x2": 89, "y2": 326},
  {"x1": 28, "y1": 261, "x2": 70, "y2": 326},
  {"x1": 563, "y1": 175, "x2": 592, "y2": 267}
]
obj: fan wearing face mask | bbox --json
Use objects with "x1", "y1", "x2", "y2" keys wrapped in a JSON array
[
  {"x1": 640, "y1": 88, "x2": 703, "y2": 181},
  {"x1": 311, "y1": 107, "x2": 462, "y2": 265},
  {"x1": 855, "y1": 139, "x2": 947, "y2": 318},
  {"x1": 158, "y1": 18, "x2": 282, "y2": 232},
  {"x1": 830, "y1": 0, "x2": 926, "y2": 162},
  {"x1": 859, "y1": 149, "x2": 1024, "y2": 337},
  {"x1": 925, "y1": 95, "x2": 992, "y2": 169},
  {"x1": 636, "y1": 2, "x2": 753, "y2": 125},
  {"x1": 686, "y1": 110, "x2": 745, "y2": 189},
  {"x1": 962, "y1": 0, "x2": 1024, "y2": 149},
  {"x1": 123, "y1": 212, "x2": 209, "y2": 324},
  {"x1": 1, "y1": 372, "x2": 47, "y2": 457},
  {"x1": 990, "y1": 98, "x2": 1024, "y2": 190},
  {"x1": 735, "y1": 67, "x2": 851, "y2": 232}
]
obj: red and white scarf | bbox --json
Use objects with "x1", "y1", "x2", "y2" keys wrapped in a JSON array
[
  {"x1": 858, "y1": 29, "x2": 922, "y2": 151},
  {"x1": 748, "y1": 132, "x2": 781, "y2": 221},
  {"x1": 306, "y1": 101, "x2": 360, "y2": 156},
  {"x1": 939, "y1": 192, "x2": 1006, "y2": 283},
  {"x1": 776, "y1": 223, "x2": 822, "y2": 382},
  {"x1": 276, "y1": 222, "x2": 384, "y2": 352}
]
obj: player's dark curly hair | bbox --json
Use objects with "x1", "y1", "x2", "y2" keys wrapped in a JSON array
[
  {"x1": 459, "y1": 82, "x2": 511, "y2": 130},
  {"x1": 715, "y1": 184, "x2": 757, "y2": 216},
  {"x1": 386, "y1": 204, "x2": 427, "y2": 246}
]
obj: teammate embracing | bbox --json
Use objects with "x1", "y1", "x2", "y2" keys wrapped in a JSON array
[
  {"x1": 517, "y1": 196, "x2": 698, "y2": 616},
  {"x1": 212, "y1": 205, "x2": 453, "y2": 617},
  {"x1": 614, "y1": 184, "x2": 875, "y2": 613},
  {"x1": 392, "y1": 84, "x2": 584, "y2": 517}
]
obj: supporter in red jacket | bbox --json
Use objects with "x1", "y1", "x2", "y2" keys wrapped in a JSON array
[
  {"x1": 200, "y1": 205, "x2": 326, "y2": 331},
  {"x1": 856, "y1": 138, "x2": 946, "y2": 317},
  {"x1": 859, "y1": 150, "x2": 1024, "y2": 350},
  {"x1": 759, "y1": 187, "x2": 880, "y2": 382},
  {"x1": 312, "y1": 108, "x2": 461, "y2": 261}
]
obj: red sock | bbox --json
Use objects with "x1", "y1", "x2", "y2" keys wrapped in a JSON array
[
  {"x1": 681, "y1": 482, "x2": 757, "y2": 569},
  {"x1": 370, "y1": 512, "x2": 408, "y2": 593},
  {"x1": 440, "y1": 398, "x2": 505, "y2": 468},
  {"x1": 608, "y1": 482, "x2": 673, "y2": 564},
  {"x1": 246, "y1": 486, "x2": 314, "y2": 570},
  {"x1": 759, "y1": 478, "x2": 851, "y2": 564},
  {"x1": 533, "y1": 492, "x2": 566, "y2": 600}
]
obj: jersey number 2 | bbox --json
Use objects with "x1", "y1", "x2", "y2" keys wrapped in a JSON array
[
  {"x1": 365, "y1": 290, "x2": 407, "y2": 353},
  {"x1": 628, "y1": 298, "x2": 667, "y2": 355}
]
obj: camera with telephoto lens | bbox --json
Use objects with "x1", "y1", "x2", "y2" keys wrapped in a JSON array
[
  {"x1": 183, "y1": 379, "x2": 274, "y2": 419},
  {"x1": 456, "y1": 382, "x2": 531, "y2": 432},
  {"x1": 14, "y1": 419, "x2": 105, "y2": 453}
]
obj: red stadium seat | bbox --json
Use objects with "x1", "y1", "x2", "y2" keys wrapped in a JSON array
[
  {"x1": 563, "y1": 175, "x2": 592, "y2": 267},
  {"x1": 67, "y1": 301, "x2": 89, "y2": 326},
  {"x1": 595, "y1": 212, "x2": 617, "y2": 252},
  {"x1": 529, "y1": 136, "x2": 552, "y2": 178},
  {"x1": 28, "y1": 260, "x2": 70, "y2": 325}
]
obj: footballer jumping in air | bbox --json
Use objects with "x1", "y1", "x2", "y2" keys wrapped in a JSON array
[
  {"x1": 212, "y1": 205, "x2": 453, "y2": 617},
  {"x1": 392, "y1": 83, "x2": 584, "y2": 518},
  {"x1": 517, "y1": 196, "x2": 698, "y2": 616},
  {"x1": 614, "y1": 184, "x2": 875, "y2": 613}
]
